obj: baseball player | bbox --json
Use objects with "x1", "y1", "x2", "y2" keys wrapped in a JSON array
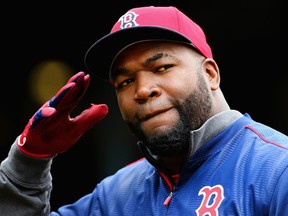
[{"x1": 0, "y1": 5, "x2": 287, "y2": 216}]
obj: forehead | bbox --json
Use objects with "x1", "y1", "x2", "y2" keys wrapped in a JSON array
[
  {"x1": 116, "y1": 41, "x2": 191, "y2": 58},
  {"x1": 111, "y1": 41, "x2": 195, "y2": 68}
]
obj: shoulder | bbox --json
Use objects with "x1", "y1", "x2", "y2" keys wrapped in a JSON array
[
  {"x1": 99, "y1": 157, "x2": 154, "y2": 188},
  {"x1": 242, "y1": 114, "x2": 288, "y2": 150},
  {"x1": 91, "y1": 157, "x2": 156, "y2": 205}
]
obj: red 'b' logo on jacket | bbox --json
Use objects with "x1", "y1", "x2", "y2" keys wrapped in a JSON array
[{"x1": 196, "y1": 185, "x2": 225, "y2": 216}]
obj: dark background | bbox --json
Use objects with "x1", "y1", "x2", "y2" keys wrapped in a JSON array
[{"x1": 1, "y1": 0, "x2": 286, "y2": 210}]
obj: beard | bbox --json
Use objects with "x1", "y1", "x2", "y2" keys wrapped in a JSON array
[{"x1": 126, "y1": 72, "x2": 212, "y2": 157}]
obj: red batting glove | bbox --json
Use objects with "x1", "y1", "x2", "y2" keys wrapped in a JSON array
[{"x1": 18, "y1": 71, "x2": 108, "y2": 158}]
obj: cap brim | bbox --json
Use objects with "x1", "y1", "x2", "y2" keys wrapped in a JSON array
[{"x1": 84, "y1": 26, "x2": 191, "y2": 80}]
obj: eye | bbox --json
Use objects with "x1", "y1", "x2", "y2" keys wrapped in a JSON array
[
  {"x1": 156, "y1": 64, "x2": 174, "y2": 73},
  {"x1": 116, "y1": 78, "x2": 134, "y2": 90}
]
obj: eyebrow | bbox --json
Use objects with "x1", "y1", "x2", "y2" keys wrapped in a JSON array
[
  {"x1": 144, "y1": 53, "x2": 164, "y2": 65},
  {"x1": 111, "y1": 52, "x2": 172, "y2": 79}
]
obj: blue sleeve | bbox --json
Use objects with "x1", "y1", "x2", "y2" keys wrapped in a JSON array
[
  {"x1": 50, "y1": 192, "x2": 102, "y2": 216},
  {"x1": 270, "y1": 166, "x2": 288, "y2": 215}
]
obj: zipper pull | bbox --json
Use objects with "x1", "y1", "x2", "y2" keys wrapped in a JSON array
[{"x1": 163, "y1": 192, "x2": 173, "y2": 206}]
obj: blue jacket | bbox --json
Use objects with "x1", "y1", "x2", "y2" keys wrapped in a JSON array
[{"x1": 51, "y1": 112, "x2": 288, "y2": 215}]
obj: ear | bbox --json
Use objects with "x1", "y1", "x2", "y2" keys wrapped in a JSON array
[{"x1": 202, "y1": 58, "x2": 220, "y2": 90}]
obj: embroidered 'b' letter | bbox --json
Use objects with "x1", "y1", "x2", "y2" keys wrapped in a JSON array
[
  {"x1": 196, "y1": 185, "x2": 225, "y2": 216},
  {"x1": 118, "y1": 12, "x2": 139, "y2": 29}
]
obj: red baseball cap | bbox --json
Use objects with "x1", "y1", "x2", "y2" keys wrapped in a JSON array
[{"x1": 84, "y1": 6, "x2": 213, "y2": 80}]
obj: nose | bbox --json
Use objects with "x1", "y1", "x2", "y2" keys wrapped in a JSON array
[{"x1": 134, "y1": 72, "x2": 161, "y2": 103}]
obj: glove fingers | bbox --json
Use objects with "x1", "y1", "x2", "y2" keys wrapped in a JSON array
[
  {"x1": 18, "y1": 71, "x2": 108, "y2": 158},
  {"x1": 67, "y1": 71, "x2": 85, "y2": 83},
  {"x1": 49, "y1": 82, "x2": 75, "y2": 107},
  {"x1": 51, "y1": 71, "x2": 86, "y2": 105},
  {"x1": 57, "y1": 73, "x2": 89, "y2": 111},
  {"x1": 66, "y1": 73, "x2": 90, "y2": 104},
  {"x1": 30, "y1": 107, "x2": 57, "y2": 129},
  {"x1": 72, "y1": 104, "x2": 109, "y2": 135},
  {"x1": 49, "y1": 72, "x2": 90, "y2": 111}
]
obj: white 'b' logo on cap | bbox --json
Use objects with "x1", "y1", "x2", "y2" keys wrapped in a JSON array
[{"x1": 118, "y1": 11, "x2": 139, "y2": 29}]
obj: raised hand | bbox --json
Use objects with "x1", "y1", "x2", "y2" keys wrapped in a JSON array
[{"x1": 18, "y1": 71, "x2": 108, "y2": 158}]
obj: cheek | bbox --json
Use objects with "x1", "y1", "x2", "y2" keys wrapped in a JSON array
[
  {"x1": 117, "y1": 95, "x2": 135, "y2": 121},
  {"x1": 168, "y1": 79, "x2": 195, "y2": 101}
]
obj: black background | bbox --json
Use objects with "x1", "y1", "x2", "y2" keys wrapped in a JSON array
[{"x1": 1, "y1": 0, "x2": 286, "y2": 210}]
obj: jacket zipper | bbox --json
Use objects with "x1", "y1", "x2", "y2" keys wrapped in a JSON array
[
  {"x1": 137, "y1": 141, "x2": 177, "y2": 206},
  {"x1": 163, "y1": 191, "x2": 173, "y2": 206},
  {"x1": 159, "y1": 172, "x2": 176, "y2": 206}
]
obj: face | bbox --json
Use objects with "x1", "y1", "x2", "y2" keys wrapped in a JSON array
[{"x1": 111, "y1": 41, "x2": 213, "y2": 156}]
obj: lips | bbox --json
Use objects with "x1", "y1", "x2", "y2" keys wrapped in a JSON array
[{"x1": 140, "y1": 107, "x2": 172, "y2": 121}]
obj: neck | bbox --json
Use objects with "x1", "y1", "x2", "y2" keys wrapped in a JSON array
[
  {"x1": 158, "y1": 154, "x2": 187, "y2": 174},
  {"x1": 137, "y1": 141, "x2": 187, "y2": 175}
]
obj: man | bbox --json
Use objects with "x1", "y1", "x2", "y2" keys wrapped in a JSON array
[{"x1": 1, "y1": 5, "x2": 287, "y2": 216}]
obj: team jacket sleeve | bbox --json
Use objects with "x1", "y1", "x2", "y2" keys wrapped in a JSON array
[
  {"x1": 0, "y1": 136, "x2": 53, "y2": 216},
  {"x1": 270, "y1": 164, "x2": 288, "y2": 215}
]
